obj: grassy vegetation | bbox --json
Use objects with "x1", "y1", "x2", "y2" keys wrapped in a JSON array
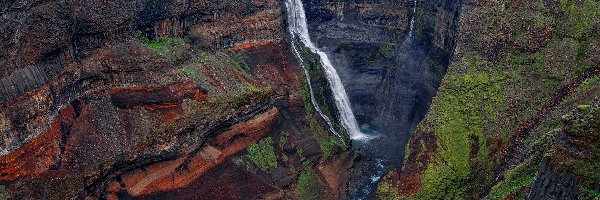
[
  {"x1": 197, "y1": 50, "x2": 251, "y2": 76},
  {"x1": 178, "y1": 65, "x2": 201, "y2": 81},
  {"x1": 137, "y1": 33, "x2": 186, "y2": 62},
  {"x1": 580, "y1": 187, "x2": 600, "y2": 199},
  {"x1": 246, "y1": 137, "x2": 278, "y2": 171},
  {"x1": 552, "y1": 105, "x2": 600, "y2": 186},
  {"x1": 384, "y1": 0, "x2": 600, "y2": 197},
  {"x1": 376, "y1": 182, "x2": 401, "y2": 200},
  {"x1": 297, "y1": 166, "x2": 325, "y2": 200},
  {"x1": 306, "y1": 115, "x2": 345, "y2": 158},
  {"x1": 488, "y1": 161, "x2": 539, "y2": 200},
  {"x1": 559, "y1": 0, "x2": 599, "y2": 38},
  {"x1": 279, "y1": 131, "x2": 289, "y2": 149},
  {"x1": 416, "y1": 72, "x2": 507, "y2": 199},
  {"x1": 378, "y1": 41, "x2": 396, "y2": 58}
]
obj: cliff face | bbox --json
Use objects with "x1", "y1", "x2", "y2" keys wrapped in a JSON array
[
  {"x1": 0, "y1": 1, "x2": 353, "y2": 199},
  {"x1": 379, "y1": 0, "x2": 600, "y2": 199}
]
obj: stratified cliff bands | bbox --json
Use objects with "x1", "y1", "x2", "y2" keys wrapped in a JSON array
[
  {"x1": 379, "y1": 0, "x2": 600, "y2": 199},
  {"x1": 1, "y1": 0, "x2": 598, "y2": 199},
  {"x1": 0, "y1": 0, "x2": 352, "y2": 199}
]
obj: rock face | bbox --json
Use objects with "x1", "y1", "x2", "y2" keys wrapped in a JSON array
[
  {"x1": 0, "y1": 1, "x2": 353, "y2": 199},
  {"x1": 379, "y1": 0, "x2": 600, "y2": 199}
]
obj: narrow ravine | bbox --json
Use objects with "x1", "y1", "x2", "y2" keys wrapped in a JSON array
[
  {"x1": 352, "y1": 1, "x2": 421, "y2": 199},
  {"x1": 286, "y1": 0, "x2": 423, "y2": 199}
]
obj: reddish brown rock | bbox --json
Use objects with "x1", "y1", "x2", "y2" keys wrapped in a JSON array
[
  {"x1": 109, "y1": 81, "x2": 207, "y2": 109},
  {"x1": 107, "y1": 107, "x2": 280, "y2": 197},
  {"x1": 0, "y1": 104, "x2": 77, "y2": 182}
]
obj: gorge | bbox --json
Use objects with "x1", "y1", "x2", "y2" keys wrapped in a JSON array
[{"x1": 0, "y1": 0, "x2": 599, "y2": 200}]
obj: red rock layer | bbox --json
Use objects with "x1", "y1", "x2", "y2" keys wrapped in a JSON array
[
  {"x1": 107, "y1": 107, "x2": 280, "y2": 198},
  {"x1": 0, "y1": 104, "x2": 76, "y2": 182},
  {"x1": 233, "y1": 40, "x2": 302, "y2": 100},
  {"x1": 380, "y1": 129, "x2": 437, "y2": 196},
  {"x1": 318, "y1": 152, "x2": 353, "y2": 199},
  {"x1": 109, "y1": 80, "x2": 207, "y2": 109}
]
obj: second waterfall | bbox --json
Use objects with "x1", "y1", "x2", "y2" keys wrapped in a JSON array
[{"x1": 285, "y1": 0, "x2": 370, "y2": 141}]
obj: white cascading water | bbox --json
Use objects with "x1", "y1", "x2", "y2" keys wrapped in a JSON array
[
  {"x1": 285, "y1": 0, "x2": 370, "y2": 141},
  {"x1": 408, "y1": 0, "x2": 417, "y2": 37},
  {"x1": 289, "y1": 35, "x2": 345, "y2": 143}
]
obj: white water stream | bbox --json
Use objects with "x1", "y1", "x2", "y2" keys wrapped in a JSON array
[{"x1": 285, "y1": 0, "x2": 370, "y2": 141}]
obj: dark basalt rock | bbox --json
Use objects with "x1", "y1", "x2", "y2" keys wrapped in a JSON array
[{"x1": 529, "y1": 160, "x2": 579, "y2": 200}]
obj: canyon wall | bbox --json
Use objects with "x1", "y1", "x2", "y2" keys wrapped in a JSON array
[
  {"x1": 0, "y1": 0, "x2": 353, "y2": 199},
  {"x1": 379, "y1": 0, "x2": 600, "y2": 199}
]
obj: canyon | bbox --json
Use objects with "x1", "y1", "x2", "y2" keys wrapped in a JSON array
[{"x1": 1, "y1": 0, "x2": 599, "y2": 200}]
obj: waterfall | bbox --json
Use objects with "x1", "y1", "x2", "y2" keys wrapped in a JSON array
[
  {"x1": 285, "y1": 0, "x2": 370, "y2": 141},
  {"x1": 289, "y1": 36, "x2": 345, "y2": 143},
  {"x1": 408, "y1": 0, "x2": 417, "y2": 37}
]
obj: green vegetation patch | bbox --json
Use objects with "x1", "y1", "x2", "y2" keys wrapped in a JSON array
[
  {"x1": 376, "y1": 182, "x2": 401, "y2": 200},
  {"x1": 559, "y1": 0, "x2": 600, "y2": 38},
  {"x1": 489, "y1": 161, "x2": 539, "y2": 200},
  {"x1": 178, "y1": 65, "x2": 201, "y2": 81},
  {"x1": 306, "y1": 115, "x2": 345, "y2": 158},
  {"x1": 580, "y1": 186, "x2": 600, "y2": 199},
  {"x1": 138, "y1": 34, "x2": 186, "y2": 62},
  {"x1": 416, "y1": 72, "x2": 507, "y2": 199},
  {"x1": 279, "y1": 131, "x2": 289, "y2": 149},
  {"x1": 246, "y1": 137, "x2": 278, "y2": 171},
  {"x1": 297, "y1": 167, "x2": 325, "y2": 200},
  {"x1": 198, "y1": 51, "x2": 251, "y2": 76},
  {"x1": 554, "y1": 105, "x2": 600, "y2": 185}
]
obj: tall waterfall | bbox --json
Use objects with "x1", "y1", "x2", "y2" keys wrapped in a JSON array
[
  {"x1": 408, "y1": 0, "x2": 417, "y2": 37},
  {"x1": 285, "y1": 0, "x2": 370, "y2": 141}
]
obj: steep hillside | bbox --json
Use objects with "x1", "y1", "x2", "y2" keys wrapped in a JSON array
[
  {"x1": 379, "y1": 0, "x2": 600, "y2": 199},
  {"x1": 0, "y1": 1, "x2": 353, "y2": 199}
]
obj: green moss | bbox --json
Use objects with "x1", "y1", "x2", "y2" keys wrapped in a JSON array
[
  {"x1": 196, "y1": 51, "x2": 250, "y2": 76},
  {"x1": 281, "y1": 154, "x2": 289, "y2": 163},
  {"x1": 315, "y1": 132, "x2": 343, "y2": 158},
  {"x1": 300, "y1": 74, "x2": 315, "y2": 115},
  {"x1": 376, "y1": 182, "x2": 401, "y2": 200},
  {"x1": 279, "y1": 131, "x2": 289, "y2": 149},
  {"x1": 232, "y1": 156, "x2": 251, "y2": 171},
  {"x1": 489, "y1": 161, "x2": 539, "y2": 200},
  {"x1": 138, "y1": 35, "x2": 186, "y2": 62},
  {"x1": 556, "y1": 105, "x2": 600, "y2": 185},
  {"x1": 579, "y1": 75, "x2": 600, "y2": 92},
  {"x1": 559, "y1": 0, "x2": 599, "y2": 38},
  {"x1": 211, "y1": 84, "x2": 273, "y2": 111},
  {"x1": 178, "y1": 66, "x2": 201, "y2": 81},
  {"x1": 416, "y1": 72, "x2": 507, "y2": 199},
  {"x1": 379, "y1": 41, "x2": 396, "y2": 58},
  {"x1": 297, "y1": 167, "x2": 325, "y2": 200},
  {"x1": 307, "y1": 115, "x2": 345, "y2": 158},
  {"x1": 246, "y1": 137, "x2": 278, "y2": 171},
  {"x1": 221, "y1": 53, "x2": 250, "y2": 75},
  {"x1": 580, "y1": 187, "x2": 600, "y2": 199}
]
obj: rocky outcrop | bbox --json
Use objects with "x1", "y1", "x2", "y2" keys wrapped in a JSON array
[
  {"x1": 106, "y1": 107, "x2": 280, "y2": 198},
  {"x1": 529, "y1": 160, "x2": 579, "y2": 200}
]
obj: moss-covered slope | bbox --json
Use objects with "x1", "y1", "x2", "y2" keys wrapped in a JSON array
[{"x1": 379, "y1": 0, "x2": 600, "y2": 199}]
